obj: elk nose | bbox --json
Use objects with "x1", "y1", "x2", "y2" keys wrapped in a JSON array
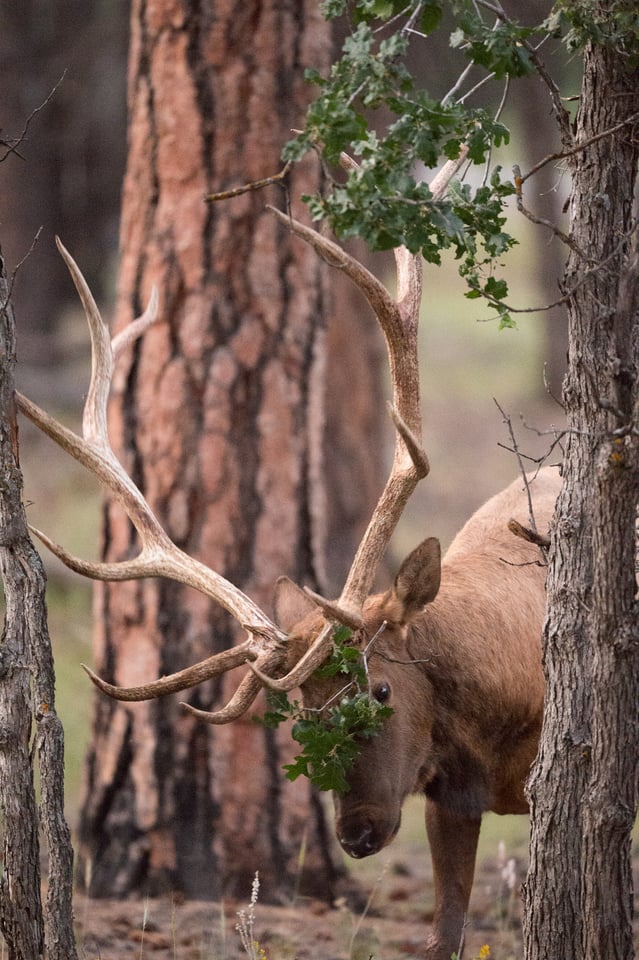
[{"x1": 338, "y1": 822, "x2": 378, "y2": 859}]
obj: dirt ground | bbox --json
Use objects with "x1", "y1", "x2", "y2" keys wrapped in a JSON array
[
  {"x1": 72, "y1": 830, "x2": 639, "y2": 960},
  {"x1": 72, "y1": 839, "x2": 614, "y2": 960}
]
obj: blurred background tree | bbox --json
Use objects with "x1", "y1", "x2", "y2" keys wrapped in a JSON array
[{"x1": 0, "y1": 0, "x2": 128, "y2": 373}]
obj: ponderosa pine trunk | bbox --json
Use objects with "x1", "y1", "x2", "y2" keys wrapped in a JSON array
[
  {"x1": 76, "y1": 0, "x2": 367, "y2": 901},
  {"x1": 523, "y1": 13, "x2": 639, "y2": 959}
]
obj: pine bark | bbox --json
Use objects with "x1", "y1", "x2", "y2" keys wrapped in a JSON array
[
  {"x1": 524, "y1": 18, "x2": 639, "y2": 960},
  {"x1": 76, "y1": 0, "x2": 358, "y2": 901}
]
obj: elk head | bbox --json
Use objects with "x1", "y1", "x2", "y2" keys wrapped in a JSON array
[{"x1": 275, "y1": 536, "x2": 442, "y2": 858}]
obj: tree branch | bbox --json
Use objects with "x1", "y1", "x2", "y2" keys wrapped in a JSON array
[
  {"x1": 204, "y1": 162, "x2": 291, "y2": 203},
  {"x1": 518, "y1": 111, "x2": 639, "y2": 188},
  {"x1": 0, "y1": 74, "x2": 66, "y2": 164}
]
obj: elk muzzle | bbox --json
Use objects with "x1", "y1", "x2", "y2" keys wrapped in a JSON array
[{"x1": 335, "y1": 806, "x2": 401, "y2": 859}]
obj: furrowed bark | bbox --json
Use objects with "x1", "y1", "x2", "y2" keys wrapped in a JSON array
[
  {"x1": 76, "y1": 0, "x2": 351, "y2": 901},
  {"x1": 0, "y1": 251, "x2": 78, "y2": 959},
  {"x1": 523, "y1": 22, "x2": 639, "y2": 960}
]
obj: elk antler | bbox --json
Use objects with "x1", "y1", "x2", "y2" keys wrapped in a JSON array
[
  {"x1": 17, "y1": 238, "x2": 294, "y2": 723},
  {"x1": 19, "y1": 152, "x2": 463, "y2": 720},
  {"x1": 263, "y1": 149, "x2": 468, "y2": 637}
]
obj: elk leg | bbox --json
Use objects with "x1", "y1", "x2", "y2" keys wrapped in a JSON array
[{"x1": 424, "y1": 799, "x2": 481, "y2": 960}]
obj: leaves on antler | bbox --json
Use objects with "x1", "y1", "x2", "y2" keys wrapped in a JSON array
[{"x1": 257, "y1": 628, "x2": 393, "y2": 793}]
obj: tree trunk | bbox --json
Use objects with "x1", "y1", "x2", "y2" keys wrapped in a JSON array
[
  {"x1": 0, "y1": 253, "x2": 78, "y2": 959},
  {"x1": 76, "y1": 0, "x2": 356, "y2": 902},
  {"x1": 523, "y1": 17, "x2": 639, "y2": 960}
]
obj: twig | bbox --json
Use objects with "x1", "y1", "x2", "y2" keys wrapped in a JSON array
[
  {"x1": 0, "y1": 130, "x2": 26, "y2": 161},
  {"x1": 481, "y1": 75, "x2": 510, "y2": 186},
  {"x1": 442, "y1": 61, "x2": 476, "y2": 105},
  {"x1": 493, "y1": 398, "x2": 539, "y2": 533},
  {"x1": 469, "y1": 214, "x2": 636, "y2": 316},
  {"x1": 349, "y1": 864, "x2": 389, "y2": 957},
  {"x1": 517, "y1": 416, "x2": 579, "y2": 458},
  {"x1": 518, "y1": 111, "x2": 639, "y2": 187},
  {"x1": 374, "y1": 4, "x2": 414, "y2": 35},
  {"x1": 456, "y1": 68, "x2": 497, "y2": 106},
  {"x1": 455, "y1": 914, "x2": 468, "y2": 959},
  {"x1": 0, "y1": 227, "x2": 43, "y2": 313},
  {"x1": 205, "y1": 162, "x2": 291, "y2": 203},
  {"x1": 542, "y1": 363, "x2": 565, "y2": 410},
  {"x1": 500, "y1": 416, "x2": 570, "y2": 463},
  {"x1": 0, "y1": 73, "x2": 66, "y2": 164},
  {"x1": 512, "y1": 164, "x2": 585, "y2": 258}
]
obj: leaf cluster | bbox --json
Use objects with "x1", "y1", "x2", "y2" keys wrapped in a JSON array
[
  {"x1": 283, "y1": 1, "x2": 527, "y2": 324},
  {"x1": 546, "y1": 1, "x2": 639, "y2": 66},
  {"x1": 256, "y1": 627, "x2": 392, "y2": 794},
  {"x1": 449, "y1": 6, "x2": 536, "y2": 79},
  {"x1": 283, "y1": 1, "x2": 639, "y2": 325}
]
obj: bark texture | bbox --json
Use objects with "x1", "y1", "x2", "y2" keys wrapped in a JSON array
[
  {"x1": 524, "y1": 18, "x2": 639, "y2": 960},
  {"x1": 0, "y1": 254, "x2": 77, "y2": 959},
  {"x1": 77, "y1": 0, "x2": 360, "y2": 901}
]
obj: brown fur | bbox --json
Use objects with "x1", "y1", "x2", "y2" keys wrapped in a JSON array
[{"x1": 274, "y1": 468, "x2": 561, "y2": 960}]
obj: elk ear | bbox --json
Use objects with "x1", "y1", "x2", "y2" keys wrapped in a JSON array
[
  {"x1": 392, "y1": 537, "x2": 441, "y2": 622},
  {"x1": 273, "y1": 577, "x2": 318, "y2": 633}
]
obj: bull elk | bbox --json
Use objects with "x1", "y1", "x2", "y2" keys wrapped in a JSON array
[{"x1": 17, "y1": 167, "x2": 559, "y2": 958}]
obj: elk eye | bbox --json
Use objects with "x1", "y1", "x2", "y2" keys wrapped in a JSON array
[{"x1": 373, "y1": 682, "x2": 391, "y2": 704}]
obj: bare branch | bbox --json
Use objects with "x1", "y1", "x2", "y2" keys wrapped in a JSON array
[
  {"x1": 507, "y1": 519, "x2": 551, "y2": 550},
  {"x1": 494, "y1": 398, "x2": 540, "y2": 534},
  {"x1": 0, "y1": 74, "x2": 67, "y2": 164},
  {"x1": 518, "y1": 111, "x2": 639, "y2": 188},
  {"x1": 512, "y1": 165, "x2": 585, "y2": 259},
  {"x1": 204, "y1": 162, "x2": 291, "y2": 203},
  {"x1": 0, "y1": 227, "x2": 43, "y2": 312}
]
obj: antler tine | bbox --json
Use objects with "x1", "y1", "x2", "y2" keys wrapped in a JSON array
[
  {"x1": 81, "y1": 640, "x2": 260, "y2": 701},
  {"x1": 83, "y1": 649, "x2": 286, "y2": 725},
  {"x1": 180, "y1": 672, "x2": 265, "y2": 724},
  {"x1": 180, "y1": 649, "x2": 286, "y2": 724},
  {"x1": 267, "y1": 212, "x2": 425, "y2": 622}
]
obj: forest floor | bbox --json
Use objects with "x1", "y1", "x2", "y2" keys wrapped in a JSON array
[
  {"x1": 73, "y1": 850, "x2": 523, "y2": 960},
  {"x1": 72, "y1": 823, "x2": 639, "y2": 960}
]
